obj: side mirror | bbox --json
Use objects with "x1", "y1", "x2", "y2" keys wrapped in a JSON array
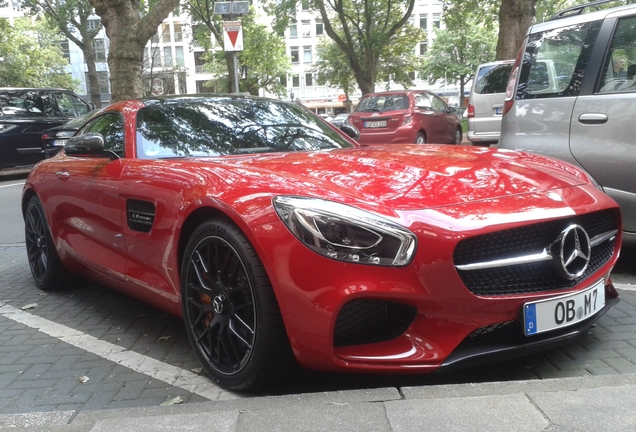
[
  {"x1": 448, "y1": 106, "x2": 457, "y2": 113},
  {"x1": 65, "y1": 133, "x2": 105, "y2": 155},
  {"x1": 340, "y1": 123, "x2": 360, "y2": 140}
]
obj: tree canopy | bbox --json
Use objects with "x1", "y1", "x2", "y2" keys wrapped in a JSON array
[
  {"x1": 420, "y1": 23, "x2": 496, "y2": 107},
  {"x1": 0, "y1": 17, "x2": 77, "y2": 89}
]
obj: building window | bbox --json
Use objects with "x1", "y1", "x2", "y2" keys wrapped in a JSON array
[
  {"x1": 305, "y1": 73, "x2": 313, "y2": 87},
  {"x1": 196, "y1": 80, "x2": 214, "y2": 93},
  {"x1": 303, "y1": 46, "x2": 312, "y2": 63},
  {"x1": 290, "y1": 23, "x2": 297, "y2": 38},
  {"x1": 316, "y1": 20, "x2": 323, "y2": 35},
  {"x1": 174, "y1": 23, "x2": 182, "y2": 42},
  {"x1": 433, "y1": 14, "x2": 441, "y2": 28},
  {"x1": 56, "y1": 40, "x2": 70, "y2": 61},
  {"x1": 92, "y1": 38, "x2": 107, "y2": 62},
  {"x1": 301, "y1": 0, "x2": 310, "y2": 10},
  {"x1": 419, "y1": 14, "x2": 427, "y2": 30},
  {"x1": 280, "y1": 75, "x2": 287, "y2": 87},
  {"x1": 87, "y1": 19, "x2": 100, "y2": 32},
  {"x1": 85, "y1": 70, "x2": 110, "y2": 94},
  {"x1": 302, "y1": 20, "x2": 311, "y2": 37},
  {"x1": 162, "y1": 23, "x2": 171, "y2": 43},
  {"x1": 419, "y1": 41, "x2": 427, "y2": 56},
  {"x1": 291, "y1": 46, "x2": 299, "y2": 63},
  {"x1": 175, "y1": 46, "x2": 184, "y2": 67},
  {"x1": 292, "y1": 74, "x2": 300, "y2": 87},
  {"x1": 163, "y1": 47, "x2": 173, "y2": 67},
  {"x1": 151, "y1": 32, "x2": 159, "y2": 44},
  {"x1": 408, "y1": 71, "x2": 416, "y2": 80}
]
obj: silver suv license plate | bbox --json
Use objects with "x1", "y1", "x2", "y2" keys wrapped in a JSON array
[{"x1": 523, "y1": 279, "x2": 605, "y2": 336}]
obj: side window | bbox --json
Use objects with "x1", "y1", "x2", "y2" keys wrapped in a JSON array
[
  {"x1": 1, "y1": 91, "x2": 46, "y2": 116},
  {"x1": 516, "y1": 20, "x2": 602, "y2": 99},
  {"x1": 55, "y1": 92, "x2": 90, "y2": 117},
  {"x1": 78, "y1": 113, "x2": 125, "y2": 157},
  {"x1": 430, "y1": 94, "x2": 448, "y2": 112},
  {"x1": 414, "y1": 93, "x2": 432, "y2": 109},
  {"x1": 599, "y1": 17, "x2": 636, "y2": 93}
]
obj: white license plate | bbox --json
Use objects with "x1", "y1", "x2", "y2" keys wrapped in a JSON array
[
  {"x1": 52, "y1": 139, "x2": 68, "y2": 147},
  {"x1": 494, "y1": 107, "x2": 503, "y2": 115},
  {"x1": 364, "y1": 120, "x2": 387, "y2": 128},
  {"x1": 523, "y1": 279, "x2": 605, "y2": 336}
]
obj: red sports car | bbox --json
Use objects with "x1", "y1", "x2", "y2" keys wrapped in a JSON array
[{"x1": 23, "y1": 95, "x2": 621, "y2": 391}]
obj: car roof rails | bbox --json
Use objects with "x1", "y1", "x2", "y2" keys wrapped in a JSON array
[{"x1": 549, "y1": 0, "x2": 625, "y2": 21}]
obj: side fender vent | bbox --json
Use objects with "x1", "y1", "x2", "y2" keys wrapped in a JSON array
[{"x1": 127, "y1": 199, "x2": 156, "y2": 233}]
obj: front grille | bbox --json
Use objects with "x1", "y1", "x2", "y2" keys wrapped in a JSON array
[
  {"x1": 333, "y1": 299, "x2": 416, "y2": 347},
  {"x1": 454, "y1": 209, "x2": 618, "y2": 296}
]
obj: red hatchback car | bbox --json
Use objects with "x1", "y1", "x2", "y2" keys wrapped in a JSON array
[
  {"x1": 23, "y1": 95, "x2": 621, "y2": 392},
  {"x1": 348, "y1": 90, "x2": 463, "y2": 145}
]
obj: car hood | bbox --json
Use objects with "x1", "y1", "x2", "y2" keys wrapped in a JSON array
[{"x1": 216, "y1": 145, "x2": 590, "y2": 211}]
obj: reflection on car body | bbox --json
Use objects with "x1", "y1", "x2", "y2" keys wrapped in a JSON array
[{"x1": 23, "y1": 94, "x2": 621, "y2": 391}]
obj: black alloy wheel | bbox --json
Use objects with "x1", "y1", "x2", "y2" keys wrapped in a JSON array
[
  {"x1": 181, "y1": 219, "x2": 291, "y2": 391},
  {"x1": 24, "y1": 196, "x2": 66, "y2": 291}
]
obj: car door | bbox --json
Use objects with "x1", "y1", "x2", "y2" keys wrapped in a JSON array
[
  {"x1": 570, "y1": 14, "x2": 636, "y2": 235},
  {"x1": 429, "y1": 94, "x2": 457, "y2": 143},
  {"x1": 51, "y1": 112, "x2": 129, "y2": 280}
]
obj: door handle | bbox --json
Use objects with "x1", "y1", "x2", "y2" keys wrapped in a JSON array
[
  {"x1": 578, "y1": 113, "x2": 608, "y2": 125},
  {"x1": 56, "y1": 171, "x2": 70, "y2": 180}
]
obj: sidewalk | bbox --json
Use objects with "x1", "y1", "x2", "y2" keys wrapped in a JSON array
[{"x1": 4, "y1": 372, "x2": 636, "y2": 431}]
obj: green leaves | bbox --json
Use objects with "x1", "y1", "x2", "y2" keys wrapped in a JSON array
[{"x1": 0, "y1": 17, "x2": 77, "y2": 89}]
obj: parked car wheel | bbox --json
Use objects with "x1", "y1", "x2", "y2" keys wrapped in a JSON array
[
  {"x1": 453, "y1": 127, "x2": 462, "y2": 145},
  {"x1": 181, "y1": 218, "x2": 291, "y2": 391},
  {"x1": 415, "y1": 132, "x2": 426, "y2": 144},
  {"x1": 24, "y1": 196, "x2": 67, "y2": 291}
]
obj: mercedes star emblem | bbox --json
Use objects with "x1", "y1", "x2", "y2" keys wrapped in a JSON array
[{"x1": 554, "y1": 224, "x2": 591, "y2": 280}]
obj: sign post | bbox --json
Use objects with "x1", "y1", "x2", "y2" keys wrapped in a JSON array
[{"x1": 213, "y1": 1, "x2": 250, "y2": 94}]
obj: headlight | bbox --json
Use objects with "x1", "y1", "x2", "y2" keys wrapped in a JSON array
[{"x1": 273, "y1": 196, "x2": 417, "y2": 266}]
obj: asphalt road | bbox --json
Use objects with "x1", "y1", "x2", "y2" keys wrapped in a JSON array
[{"x1": 0, "y1": 173, "x2": 635, "y2": 415}]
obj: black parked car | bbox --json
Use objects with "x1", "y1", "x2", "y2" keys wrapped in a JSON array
[
  {"x1": 41, "y1": 110, "x2": 97, "y2": 158},
  {"x1": 0, "y1": 88, "x2": 91, "y2": 172}
]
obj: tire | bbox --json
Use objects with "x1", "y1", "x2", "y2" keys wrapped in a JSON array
[
  {"x1": 24, "y1": 196, "x2": 67, "y2": 291},
  {"x1": 415, "y1": 132, "x2": 426, "y2": 144},
  {"x1": 452, "y1": 127, "x2": 462, "y2": 145},
  {"x1": 180, "y1": 218, "x2": 292, "y2": 391}
]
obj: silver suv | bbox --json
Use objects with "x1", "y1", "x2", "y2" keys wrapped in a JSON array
[
  {"x1": 499, "y1": 0, "x2": 636, "y2": 245},
  {"x1": 467, "y1": 60, "x2": 513, "y2": 146}
]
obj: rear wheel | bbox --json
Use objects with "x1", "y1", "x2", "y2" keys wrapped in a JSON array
[
  {"x1": 415, "y1": 132, "x2": 426, "y2": 144},
  {"x1": 181, "y1": 218, "x2": 292, "y2": 391},
  {"x1": 24, "y1": 196, "x2": 67, "y2": 291}
]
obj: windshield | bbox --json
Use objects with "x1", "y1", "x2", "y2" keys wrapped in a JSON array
[
  {"x1": 354, "y1": 95, "x2": 408, "y2": 113},
  {"x1": 136, "y1": 97, "x2": 354, "y2": 159}
]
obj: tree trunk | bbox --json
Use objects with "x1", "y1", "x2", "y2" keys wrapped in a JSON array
[
  {"x1": 90, "y1": 0, "x2": 181, "y2": 102},
  {"x1": 496, "y1": 0, "x2": 537, "y2": 60},
  {"x1": 78, "y1": 27, "x2": 102, "y2": 109}
]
